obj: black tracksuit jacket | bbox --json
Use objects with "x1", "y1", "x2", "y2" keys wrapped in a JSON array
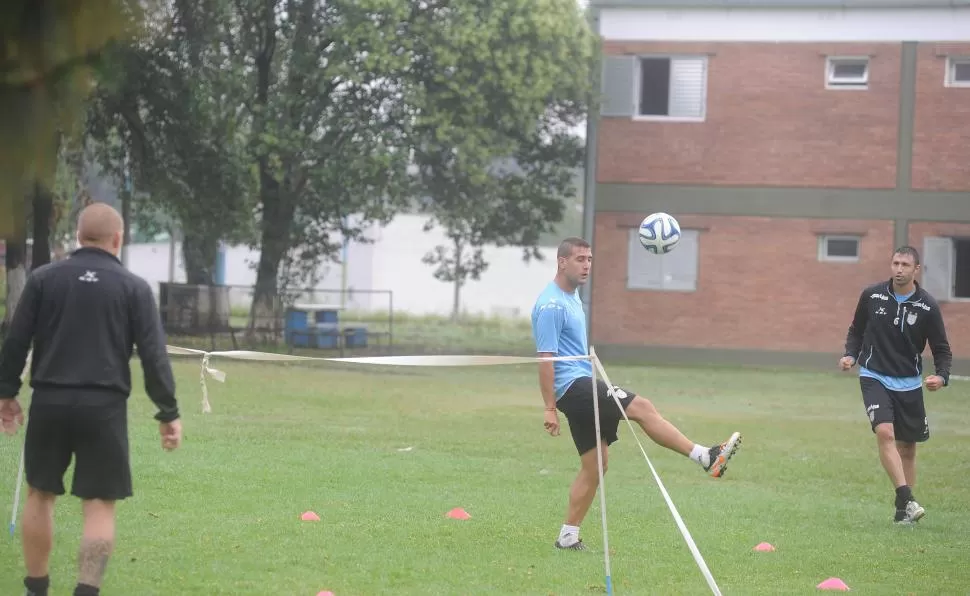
[
  {"x1": 0, "y1": 247, "x2": 180, "y2": 421},
  {"x1": 844, "y1": 279, "x2": 953, "y2": 386}
]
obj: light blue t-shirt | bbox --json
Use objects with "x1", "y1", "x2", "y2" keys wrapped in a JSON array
[
  {"x1": 859, "y1": 290, "x2": 922, "y2": 392},
  {"x1": 531, "y1": 281, "x2": 592, "y2": 399}
]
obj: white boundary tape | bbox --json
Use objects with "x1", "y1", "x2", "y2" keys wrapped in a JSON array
[
  {"x1": 8, "y1": 351, "x2": 30, "y2": 536},
  {"x1": 165, "y1": 345, "x2": 592, "y2": 414}
]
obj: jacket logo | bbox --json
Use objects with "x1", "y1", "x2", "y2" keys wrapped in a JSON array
[
  {"x1": 78, "y1": 271, "x2": 99, "y2": 283},
  {"x1": 911, "y1": 301, "x2": 931, "y2": 312},
  {"x1": 870, "y1": 293, "x2": 889, "y2": 300},
  {"x1": 875, "y1": 307, "x2": 887, "y2": 315},
  {"x1": 907, "y1": 312, "x2": 918, "y2": 325}
]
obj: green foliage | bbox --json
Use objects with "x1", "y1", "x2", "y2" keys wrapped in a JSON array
[
  {"x1": 85, "y1": 0, "x2": 255, "y2": 283},
  {"x1": 407, "y1": 0, "x2": 596, "y2": 314},
  {"x1": 243, "y1": 0, "x2": 419, "y2": 317},
  {"x1": 0, "y1": 0, "x2": 142, "y2": 240}
]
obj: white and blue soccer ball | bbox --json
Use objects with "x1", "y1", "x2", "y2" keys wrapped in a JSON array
[{"x1": 638, "y1": 212, "x2": 681, "y2": 254}]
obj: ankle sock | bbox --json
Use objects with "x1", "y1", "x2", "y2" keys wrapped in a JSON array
[
  {"x1": 558, "y1": 524, "x2": 580, "y2": 546},
  {"x1": 689, "y1": 444, "x2": 710, "y2": 468},
  {"x1": 895, "y1": 485, "x2": 913, "y2": 509},
  {"x1": 74, "y1": 584, "x2": 99, "y2": 596},
  {"x1": 24, "y1": 575, "x2": 49, "y2": 596}
]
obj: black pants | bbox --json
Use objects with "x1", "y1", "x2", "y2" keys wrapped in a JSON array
[{"x1": 25, "y1": 396, "x2": 132, "y2": 501}]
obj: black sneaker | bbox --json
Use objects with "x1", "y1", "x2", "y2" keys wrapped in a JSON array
[
  {"x1": 704, "y1": 432, "x2": 742, "y2": 478},
  {"x1": 555, "y1": 537, "x2": 587, "y2": 550}
]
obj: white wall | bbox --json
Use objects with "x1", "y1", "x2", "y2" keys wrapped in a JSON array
[
  {"x1": 599, "y1": 6, "x2": 970, "y2": 42},
  {"x1": 125, "y1": 214, "x2": 559, "y2": 319}
]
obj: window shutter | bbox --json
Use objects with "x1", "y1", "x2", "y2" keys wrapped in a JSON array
[
  {"x1": 668, "y1": 57, "x2": 707, "y2": 118},
  {"x1": 922, "y1": 237, "x2": 953, "y2": 301},
  {"x1": 661, "y1": 230, "x2": 699, "y2": 291},
  {"x1": 600, "y1": 56, "x2": 637, "y2": 117},
  {"x1": 626, "y1": 229, "x2": 663, "y2": 289}
]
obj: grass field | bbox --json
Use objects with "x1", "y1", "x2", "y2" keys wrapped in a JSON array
[{"x1": 1, "y1": 355, "x2": 969, "y2": 595}]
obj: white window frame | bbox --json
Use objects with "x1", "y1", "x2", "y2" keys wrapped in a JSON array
[
  {"x1": 817, "y1": 235, "x2": 861, "y2": 263},
  {"x1": 945, "y1": 56, "x2": 970, "y2": 88},
  {"x1": 825, "y1": 56, "x2": 869, "y2": 90},
  {"x1": 633, "y1": 54, "x2": 708, "y2": 123},
  {"x1": 626, "y1": 228, "x2": 700, "y2": 292}
]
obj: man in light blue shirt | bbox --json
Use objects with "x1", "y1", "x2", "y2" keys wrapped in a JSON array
[{"x1": 531, "y1": 237, "x2": 743, "y2": 551}]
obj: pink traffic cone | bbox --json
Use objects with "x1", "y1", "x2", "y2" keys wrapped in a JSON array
[
  {"x1": 753, "y1": 542, "x2": 775, "y2": 552},
  {"x1": 301, "y1": 511, "x2": 320, "y2": 521},
  {"x1": 817, "y1": 577, "x2": 850, "y2": 591},
  {"x1": 446, "y1": 507, "x2": 471, "y2": 520}
]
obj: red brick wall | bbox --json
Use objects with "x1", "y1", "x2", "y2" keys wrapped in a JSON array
[
  {"x1": 907, "y1": 222, "x2": 970, "y2": 361},
  {"x1": 597, "y1": 42, "x2": 901, "y2": 189},
  {"x1": 912, "y1": 43, "x2": 970, "y2": 192},
  {"x1": 590, "y1": 213, "x2": 895, "y2": 353}
]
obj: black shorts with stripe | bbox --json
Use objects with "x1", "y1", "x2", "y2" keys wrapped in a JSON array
[
  {"x1": 556, "y1": 376, "x2": 636, "y2": 456},
  {"x1": 860, "y1": 376, "x2": 929, "y2": 443}
]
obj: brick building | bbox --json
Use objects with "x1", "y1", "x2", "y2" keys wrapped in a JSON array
[{"x1": 582, "y1": 0, "x2": 970, "y2": 370}]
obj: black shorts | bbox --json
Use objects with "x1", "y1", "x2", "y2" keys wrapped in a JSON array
[
  {"x1": 25, "y1": 398, "x2": 132, "y2": 501},
  {"x1": 557, "y1": 376, "x2": 636, "y2": 456},
  {"x1": 860, "y1": 377, "x2": 929, "y2": 443}
]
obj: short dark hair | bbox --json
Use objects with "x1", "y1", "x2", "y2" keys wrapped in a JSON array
[
  {"x1": 558, "y1": 237, "x2": 590, "y2": 259},
  {"x1": 893, "y1": 245, "x2": 920, "y2": 266}
]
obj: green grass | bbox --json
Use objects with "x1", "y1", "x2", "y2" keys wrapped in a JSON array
[{"x1": 1, "y1": 358, "x2": 969, "y2": 595}]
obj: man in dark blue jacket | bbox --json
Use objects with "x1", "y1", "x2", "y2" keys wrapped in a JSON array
[
  {"x1": 0, "y1": 203, "x2": 182, "y2": 596},
  {"x1": 840, "y1": 245, "x2": 952, "y2": 525}
]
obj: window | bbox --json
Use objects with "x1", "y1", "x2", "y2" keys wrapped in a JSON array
[
  {"x1": 945, "y1": 57, "x2": 970, "y2": 87},
  {"x1": 818, "y1": 235, "x2": 860, "y2": 262},
  {"x1": 626, "y1": 228, "x2": 699, "y2": 291},
  {"x1": 922, "y1": 236, "x2": 970, "y2": 301},
  {"x1": 826, "y1": 57, "x2": 869, "y2": 89},
  {"x1": 954, "y1": 239, "x2": 970, "y2": 299},
  {"x1": 636, "y1": 56, "x2": 708, "y2": 120}
]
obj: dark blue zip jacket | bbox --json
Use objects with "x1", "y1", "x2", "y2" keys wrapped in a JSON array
[
  {"x1": 0, "y1": 247, "x2": 180, "y2": 422},
  {"x1": 844, "y1": 279, "x2": 952, "y2": 386}
]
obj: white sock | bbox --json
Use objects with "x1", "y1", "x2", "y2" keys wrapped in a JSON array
[
  {"x1": 558, "y1": 524, "x2": 580, "y2": 545},
  {"x1": 689, "y1": 444, "x2": 710, "y2": 468}
]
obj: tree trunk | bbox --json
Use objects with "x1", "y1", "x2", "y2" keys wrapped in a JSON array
[
  {"x1": 181, "y1": 230, "x2": 218, "y2": 285},
  {"x1": 3, "y1": 239, "x2": 27, "y2": 331},
  {"x1": 248, "y1": 173, "x2": 295, "y2": 333},
  {"x1": 451, "y1": 236, "x2": 462, "y2": 321},
  {"x1": 31, "y1": 182, "x2": 53, "y2": 270}
]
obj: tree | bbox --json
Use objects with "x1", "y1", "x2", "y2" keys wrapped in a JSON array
[
  {"x1": 240, "y1": 0, "x2": 416, "y2": 329},
  {"x1": 86, "y1": 0, "x2": 255, "y2": 285},
  {"x1": 1, "y1": 0, "x2": 143, "y2": 328},
  {"x1": 408, "y1": 0, "x2": 594, "y2": 317}
]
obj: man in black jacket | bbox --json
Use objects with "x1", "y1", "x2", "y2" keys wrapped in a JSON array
[
  {"x1": 0, "y1": 203, "x2": 182, "y2": 596},
  {"x1": 840, "y1": 245, "x2": 952, "y2": 525}
]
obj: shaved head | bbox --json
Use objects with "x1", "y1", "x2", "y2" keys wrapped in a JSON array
[{"x1": 77, "y1": 202, "x2": 124, "y2": 256}]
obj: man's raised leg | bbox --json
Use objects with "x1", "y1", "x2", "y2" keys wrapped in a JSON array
[
  {"x1": 624, "y1": 395, "x2": 742, "y2": 477},
  {"x1": 557, "y1": 446, "x2": 608, "y2": 551},
  {"x1": 22, "y1": 487, "x2": 56, "y2": 596},
  {"x1": 75, "y1": 499, "x2": 116, "y2": 596}
]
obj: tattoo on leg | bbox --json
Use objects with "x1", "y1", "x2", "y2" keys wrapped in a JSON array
[{"x1": 78, "y1": 538, "x2": 113, "y2": 586}]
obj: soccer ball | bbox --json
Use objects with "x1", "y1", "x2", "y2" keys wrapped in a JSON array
[{"x1": 638, "y1": 212, "x2": 681, "y2": 254}]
